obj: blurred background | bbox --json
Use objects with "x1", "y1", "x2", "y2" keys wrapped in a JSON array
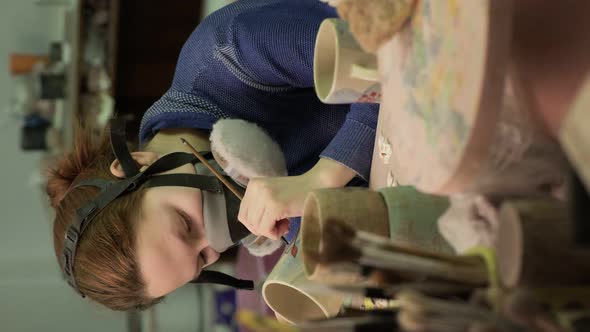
[{"x1": 0, "y1": 1, "x2": 245, "y2": 331}]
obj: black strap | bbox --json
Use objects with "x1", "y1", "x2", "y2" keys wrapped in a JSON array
[
  {"x1": 72, "y1": 153, "x2": 204, "y2": 234},
  {"x1": 221, "y1": 178, "x2": 250, "y2": 243},
  {"x1": 145, "y1": 174, "x2": 223, "y2": 193},
  {"x1": 191, "y1": 270, "x2": 254, "y2": 290},
  {"x1": 141, "y1": 152, "x2": 196, "y2": 176},
  {"x1": 110, "y1": 119, "x2": 140, "y2": 177}
]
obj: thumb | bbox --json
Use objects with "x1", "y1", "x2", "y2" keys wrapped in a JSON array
[{"x1": 272, "y1": 218, "x2": 291, "y2": 239}]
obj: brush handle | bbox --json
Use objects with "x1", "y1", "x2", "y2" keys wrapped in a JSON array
[
  {"x1": 357, "y1": 245, "x2": 488, "y2": 285},
  {"x1": 354, "y1": 229, "x2": 483, "y2": 266}
]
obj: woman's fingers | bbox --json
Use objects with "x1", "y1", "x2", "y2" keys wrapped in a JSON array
[
  {"x1": 275, "y1": 218, "x2": 291, "y2": 238},
  {"x1": 238, "y1": 176, "x2": 303, "y2": 238},
  {"x1": 249, "y1": 205, "x2": 266, "y2": 234},
  {"x1": 239, "y1": 179, "x2": 278, "y2": 237},
  {"x1": 238, "y1": 183, "x2": 256, "y2": 231},
  {"x1": 259, "y1": 208, "x2": 281, "y2": 240},
  {"x1": 238, "y1": 201, "x2": 248, "y2": 225}
]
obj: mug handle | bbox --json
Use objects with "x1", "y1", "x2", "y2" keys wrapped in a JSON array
[{"x1": 351, "y1": 64, "x2": 379, "y2": 82}]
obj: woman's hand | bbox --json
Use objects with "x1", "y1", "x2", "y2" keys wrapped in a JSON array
[{"x1": 238, "y1": 158, "x2": 356, "y2": 240}]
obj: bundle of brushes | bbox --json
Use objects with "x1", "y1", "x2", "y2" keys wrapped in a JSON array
[
  {"x1": 304, "y1": 220, "x2": 489, "y2": 287},
  {"x1": 297, "y1": 220, "x2": 573, "y2": 330}
]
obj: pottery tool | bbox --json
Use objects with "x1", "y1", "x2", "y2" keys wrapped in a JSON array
[
  {"x1": 397, "y1": 290, "x2": 525, "y2": 332},
  {"x1": 181, "y1": 138, "x2": 289, "y2": 245},
  {"x1": 306, "y1": 220, "x2": 488, "y2": 285}
]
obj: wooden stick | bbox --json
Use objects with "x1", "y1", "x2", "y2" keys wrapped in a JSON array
[{"x1": 182, "y1": 138, "x2": 289, "y2": 245}]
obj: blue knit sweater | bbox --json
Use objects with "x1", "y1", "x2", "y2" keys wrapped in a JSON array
[{"x1": 139, "y1": 0, "x2": 379, "y2": 181}]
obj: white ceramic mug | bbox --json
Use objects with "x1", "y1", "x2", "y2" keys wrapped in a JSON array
[
  {"x1": 314, "y1": 18, "x2": 381, "y2": 104},
  {"x1": 261, "y1": 235, "x2": 345, "y2": 325}
]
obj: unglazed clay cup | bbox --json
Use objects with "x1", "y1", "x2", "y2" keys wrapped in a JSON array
[{"x1": 301, "y1": 188, "x2": 390, "y2": 283}]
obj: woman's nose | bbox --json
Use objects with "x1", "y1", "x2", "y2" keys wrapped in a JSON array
[{"x1": 193, "y1": 236, "x2": 209, "y2": 254}]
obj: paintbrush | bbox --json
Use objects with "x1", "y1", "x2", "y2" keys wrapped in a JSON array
[
  {"x1": 298, "y1": 281, "x2": 401, "y2": 304},
  {"x1": 181, "y1": 138, "x2": 289, "y2": 245},
  {"x1": 300, "y1": 280, "x2": 474, "y2": 300},
  {"x1": 300, "y1": 283, "x2": 397, "y2": 301},
  {"x1": 397, "y1": 290, "x2": 525, "y2": 332},
  {"x1": 306, "y1": 220, "x2": 488, "y2": 285},
  {"x1": 352, "y1": 227, "x2": 483, "y2": 267},
  {"x1": 356, "y1": 246, "x2": 488, "y2": 285}
]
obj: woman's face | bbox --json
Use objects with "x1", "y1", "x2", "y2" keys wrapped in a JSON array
[{"x1": 134, "y1": 162, "x2": 220, "y2": 298}]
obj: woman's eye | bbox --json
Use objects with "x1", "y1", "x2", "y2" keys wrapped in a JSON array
[{"x1": 177, "y1": 211, "x2": 191, "y2": 233}]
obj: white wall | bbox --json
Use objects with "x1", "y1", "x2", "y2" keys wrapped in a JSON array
[{"x1": 0, "y1": 1, "x2": 125, "y2": 331}]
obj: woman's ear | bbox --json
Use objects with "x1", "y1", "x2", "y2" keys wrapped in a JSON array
[{"x1": 110, "y1": 152, "x2": 159, "y2": 178}]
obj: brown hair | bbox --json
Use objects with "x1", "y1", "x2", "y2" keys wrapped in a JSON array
[{"x1": 47, "y1": 123, "x2": 163, "y2": 311}]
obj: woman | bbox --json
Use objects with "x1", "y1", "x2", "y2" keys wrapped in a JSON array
[{"x1": 48, "y1": 0, "x2": 378, "y2": 311}]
